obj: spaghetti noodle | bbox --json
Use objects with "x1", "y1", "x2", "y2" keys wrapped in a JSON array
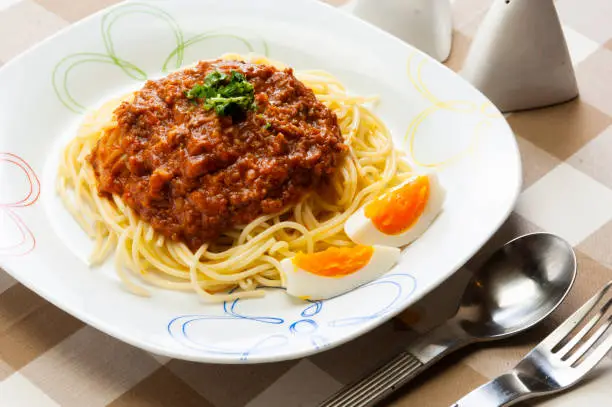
[{"x1": 57, "y1": 53, "x2": 413, "y2": 301}]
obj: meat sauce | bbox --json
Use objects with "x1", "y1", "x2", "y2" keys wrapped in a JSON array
[{"x1": 88, "y1": 60, "x2": 346, "y2": 249}]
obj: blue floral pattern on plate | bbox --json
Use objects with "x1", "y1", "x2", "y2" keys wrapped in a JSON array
[{"x1": 168, "y1": 273, "x2": 417, "y2": 360}]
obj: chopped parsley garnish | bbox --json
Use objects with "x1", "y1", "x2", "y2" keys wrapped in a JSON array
[
  {"x1": 185, "y1": 70, "x2": 255, "y2": 117},
  {"x1": 263, "y1": 122, "x2": 272, "y2": 130}
]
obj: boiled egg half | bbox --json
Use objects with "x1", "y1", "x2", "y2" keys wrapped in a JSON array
[
  {"x1": 281, "y1": 245, "x2": 401, "y2": 300},
  {"x1": 344, "y1": 172, "x2": 445, "y2": 247}
]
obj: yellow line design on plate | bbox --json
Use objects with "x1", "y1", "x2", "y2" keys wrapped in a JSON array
[{"x1": 405, "y1": 53, "x2": 501, "y2": 168}]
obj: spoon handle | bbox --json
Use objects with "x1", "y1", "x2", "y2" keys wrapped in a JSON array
[
  {"x1": 319, "y1": 351, "x2": 425, "y2": 407},
  {"x1": 320, "y1": 322, "x2": 469, "y2": 407}
]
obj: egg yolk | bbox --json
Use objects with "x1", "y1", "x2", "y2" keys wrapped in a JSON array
[
  {"x1": 293, "y1": 245, "x2": 374, "y2": 277},
  {"x1": 364, "y1": 175, "x2": 430, "y2": 235}
]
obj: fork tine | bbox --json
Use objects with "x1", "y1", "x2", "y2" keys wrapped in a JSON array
[
  {"x1": 557, "y1": 297, "x2": 612, "y2": 360},
  {"x1": 566, "y1": 314, "x2": 612, "y2": 366},
  {"x1": 573, "y1": 317, "x2": 612, "y2": 376},
  {"x1": 543, "y1": 282, "x2": 612, "y2": 349}
]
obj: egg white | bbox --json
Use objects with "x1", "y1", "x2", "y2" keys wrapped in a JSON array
[
  {"x1": 281, "y1": 245, "x2": 401, "y2": 300},
  {"x1": 344, "y1": 172, "x2": 445, "y2": 248}
]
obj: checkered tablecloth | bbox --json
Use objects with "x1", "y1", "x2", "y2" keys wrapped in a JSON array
[{"x1": 2, "y1": 0, "x2": 612, "y2": 406}]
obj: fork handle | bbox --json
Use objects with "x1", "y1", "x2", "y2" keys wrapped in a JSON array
[{"x1": 452, "y1": 372, "x2": 531, "y2": 407}]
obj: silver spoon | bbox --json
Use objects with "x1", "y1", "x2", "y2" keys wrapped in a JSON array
[{"x1": 320, "y1": 232, "x2": 577, "y2": 407}]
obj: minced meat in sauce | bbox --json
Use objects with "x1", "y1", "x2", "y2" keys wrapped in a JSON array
[{"x1": 88, "y1": 60, "x2": 346, "y2": 249}]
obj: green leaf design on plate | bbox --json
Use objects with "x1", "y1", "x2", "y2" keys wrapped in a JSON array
[
  {"x1": 101, "y1": 3, "x2": 185, "y2": 75},
  {"x1": 52, "y1": 53, "x2": 146, "y2": 114}
]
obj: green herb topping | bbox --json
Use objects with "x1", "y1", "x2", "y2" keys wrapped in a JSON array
[{"x1": 185, "y1": 70, "x2": 255, "y2": 117}]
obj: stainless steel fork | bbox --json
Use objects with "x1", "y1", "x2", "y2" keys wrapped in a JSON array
[{"x1": 453, "y1": 281, "x2": 612, "y2": 407}]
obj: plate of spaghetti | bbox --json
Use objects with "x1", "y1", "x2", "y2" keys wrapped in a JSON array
[{"x1": 0, "y1": 0, "x2": 521, "y2": 363}]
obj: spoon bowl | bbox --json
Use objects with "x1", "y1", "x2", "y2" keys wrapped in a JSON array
[{"x1": 457, "y1": 232, "x2": 577, "y2": 340}]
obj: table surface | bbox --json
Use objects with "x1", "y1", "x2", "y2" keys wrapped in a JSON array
[{"x1": 2, "y1": 0, "x2": 612, "y2": 406}]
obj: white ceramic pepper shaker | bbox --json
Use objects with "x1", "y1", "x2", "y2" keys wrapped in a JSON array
[
  {"x1": 353, "y1": 0, "x2": 453, "y2": 62},
  {"x1": 461, "y1": 0, "x2": 579, "y2": 112}
]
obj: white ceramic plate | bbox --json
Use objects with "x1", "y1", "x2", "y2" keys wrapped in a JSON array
[{"x1": 0, "y1": 0, "x2": 521, "y2": 363}]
